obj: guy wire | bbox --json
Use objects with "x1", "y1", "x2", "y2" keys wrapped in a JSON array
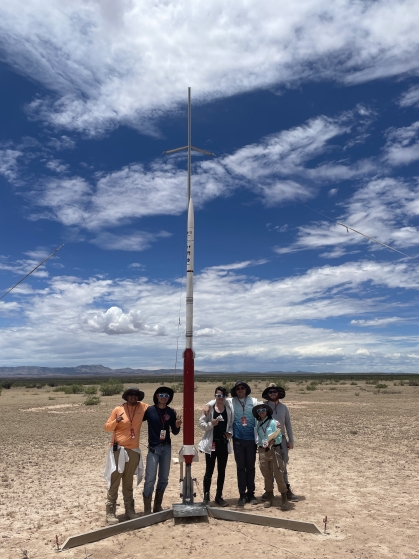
[
  {"x1": 292, "y1": 198, "x2": 417, "y2": 259},
  {"x1": 0, "y1": 176, "x2": 138, "y2": 301}
]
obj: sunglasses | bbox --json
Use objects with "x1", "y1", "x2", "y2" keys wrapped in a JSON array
[
  {"x1": 215, "y1": 394, "x2": 226, "y2": 398},
  {"x1": 158, "y1": 393, "x2": 170, "y2": 398},
  {"x1": 257, "y1": 408, "x2": 267, "y2": 413}
]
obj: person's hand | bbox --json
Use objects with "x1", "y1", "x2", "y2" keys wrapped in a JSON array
[
  {"x1": 175, "y1": 415, "x2": 182, "y2": 428},
  {"x1": 211, "y1": 417, "x2": 220, "y2": 426},
  {"x1": 287, "y1": 442, "x2": 294, "y2": 450},
  {"x1": 276, "y1": 421, "x2": 281, "y2": 429},
  {"x1": 268, "y1": 439, "x2": 275, "y2": 448},
  {"x1": 202, "y1": 405, "x2": 210, "y2": 415},
  {"x1": 116, "y1": 412, "x2": 124, "y2": 423},
  {"x1": 225, "y1": 432, "x2": 232, "y2": 439}
]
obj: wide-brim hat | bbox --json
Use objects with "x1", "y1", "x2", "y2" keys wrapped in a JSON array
[
  {"x1": 153, "y1": 386, "x2": 174, "y2": 405},
  {"x1": 262, "y1": 383, "x2": 286, "y2": 400},
  {"x1": 231, "y1": 381, "x2": 251, "y2": 398},
  {"x1": 122, "y1": 387, "x2": 145, "y2": 401},
  {"x1": 252, "y1": 403, "x2": 273, "y2": 420}
]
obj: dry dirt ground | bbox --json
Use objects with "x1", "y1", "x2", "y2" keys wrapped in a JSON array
[{"x1": 1, "y1": 380, "x2": 418, "y2": 559}]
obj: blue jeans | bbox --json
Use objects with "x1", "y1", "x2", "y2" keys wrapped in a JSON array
[{"x1": 143, "y1": 444, "x2": 172, "y2": 497}]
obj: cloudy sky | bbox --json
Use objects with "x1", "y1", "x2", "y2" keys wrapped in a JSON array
[{"x1": 1, "y1": 0, "x2": 419, "y2": 372}]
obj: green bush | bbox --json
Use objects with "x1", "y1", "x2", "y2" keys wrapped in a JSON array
[
  {"x1": 53, "y1": 386, "x2": 67, "y2": 392},
  {"x1": 84, "y1": 386, "x2": 98, "y2": 395},
  {"x1": 170, "y1": 383, "x2": 184, "y2": 393},
  {"x1": 408, "y1": 379, "x2": 419, "y2": 386},
  {"x1": 100, "y1": 381, "x2": 124, "y2": 396},
  {"x1": 306, "y1": 384, "x2": 317, "y2": 391},
  {"x1": 329, "y1": 387, "x2": 336, "y2": 390},
  {"x1": 2, "y1": 381, "x2": 13, "y2": 389},
  {"x1": 350, "y1": 382, "x2": 358, "y2": 385},
  {"x1": 84, "y1": 396, "x2": 101, "y2": 406},
  {"x1": 375, "y1": 383, "x2": 388, "y2": 389},
  {"x1": 47, "y1": 382, "x2": 56, "y2": 387},
  {"x1": 0, "y1": 387, "x2": 2, "y2": 396}
]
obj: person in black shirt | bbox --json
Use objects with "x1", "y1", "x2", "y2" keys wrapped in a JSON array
[
  {"x1": 143, "y1": 386, "x2": 182, "y2": 514},
  {"x1": 198, "y1": 386, "x2": 234, "y2": 507}
]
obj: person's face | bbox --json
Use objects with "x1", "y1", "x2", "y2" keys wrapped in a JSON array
[
  {"x1": 267, "y1": 388, "x2": 279, "y2": 401},
  {"x1": 126, "y1": 393, "x2": 139, "y2": 405},
  {"x1": 157, "y1": 393, "x2": 170, "y2": 406},
  {"x1": 236, "y1": 385, "x2": 247, "y2": 397},
  {"x1": 215, "y1": 391, "x2": 226, "y2": 400},
  {"x1": 257, "y1": 408, "x2": 267, "y2": 419}
]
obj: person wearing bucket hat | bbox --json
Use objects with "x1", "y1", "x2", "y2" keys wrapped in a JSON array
[
  {"x1": 104, "y1": 387, "x2": 148, "y2": 524},
  {"x1": 262, "y1": 383, "x2": 298, "y2": 502},
  {"x1": 228, "y1": 381, "x2": 259, "y2": 506},
  {"x1": 142, "y1": 386, "x2": 182, "y2": 515},
  {"x1": 253, "y1": 403, "x2": 288, "y2": 511}
]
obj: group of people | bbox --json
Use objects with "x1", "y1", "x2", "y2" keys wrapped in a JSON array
[{"x1": 103, "y1": 380, "x2": 297, "y2": 523}]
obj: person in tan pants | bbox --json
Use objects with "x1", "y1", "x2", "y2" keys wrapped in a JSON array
[
  {"x1": 252, "y1": 403, "x2": 288, "y2": 511},
  {"x1": 104, "y1": 387, "x2": 148, "y2": 524}
]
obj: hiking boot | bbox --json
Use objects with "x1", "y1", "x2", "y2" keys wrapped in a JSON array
[
  {"x1": 143, "y1": 493, "x2": 152, "y2": 516},
  {"x1": 261, "y1": 491, "x2": 270, "y2": 501},
  {"x1": 286, "y1": 484, "x2": 299, "y2": 502},
  {"x1": 237, "y1": 496, "x2": 246, "y2": 506},
  {"x1": 124, "y1": 499, "x2": 137, "y2": 520},
  {"x1": 203, "y1": 492, "x2": 210, "y2": 505},
  {"x1": 248, "y1": 494, "x2": 258, "y2": 505},
  {"x1": 105, "y1": 503, "x2": 119, "y2": 525},
  {"x1": 214, "y1": 495, "x2": 228, "y2": 507},
  {"x1": 280, "y1": 492, "x2": 289, "y2": 511},
  {"x1": 263, "y1": 491, "x2": 273, "y2": 508},
  {"x1": 153, "y1": 490, "x2": 165, "y2": 513}
]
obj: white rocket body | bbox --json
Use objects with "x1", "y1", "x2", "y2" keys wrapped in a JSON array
[{"x1": 185, "y1": 197, "x2": 194, "y2": 349}]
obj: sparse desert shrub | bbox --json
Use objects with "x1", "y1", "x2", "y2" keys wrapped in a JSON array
[
  {"x1": 170, "y1": 383, "x2": 184, "y2": 393},
  {"x1": 350, "y1": 430, "x2": 358, "y2": 435},
  {"x1": 84, "y1": 396, "x2": 101, "y2": 406},
  {"x1": 354, "y1": 392, "x2": 360, "y2": 396},
  {"x1": 408, "y1": 379, "x2": 419, "y2": 386},
  {"x1": 84, "y1": 386, "x2": 98, "y2": 395},
  {"x1": 36, "y1": 383, "x2": 45, "y2": 389},
  {"x1": 375, "y1": 383, "x2": 388, "y2": 389},
  {"x1": 350, "y1": 382, "x2": 358, "y2": 385},
  {"x1": 100, "y1": 381, "x2": 124, "y2": 396},
  {"x1": 306, "y1": 383, "x2": 317, "y2": 391},
  {"x1": 339, "y1": 381, "x2": 347, "y2": 385},
  {"x1": 53, "y1": 386, "x2": 67, "y2": 392},
  {"x1": 329, "y1": 387, "x2": 336, "y2": 390},
  {"x1": 62, "y1": 384, "x2": 84, "y2": 394},
  {"x1": 47, "y1": 382, "x2": 56, "y2": 387},
  {"x1": 366, "y1": 380, "x2": 375, "y2": 384},
  {"x1": 48, "y1": 397, "x2": 55, "y2": 400},
  {"x1": 2, "y1": 381, "x2": 13, "y2": 389},
  {"x1": 0, "y1": 387, "x2": 2, "y2": 396}
]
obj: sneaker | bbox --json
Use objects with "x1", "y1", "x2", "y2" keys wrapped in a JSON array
[
  {"x1": 237, "y1": 496, "x2": 246, "y2": 506},
  {"x1": 214, "y1": 496, "x2": 228, "y2": 507}
]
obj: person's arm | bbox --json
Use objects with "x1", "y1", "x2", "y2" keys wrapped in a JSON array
[
  {"x1": 104, "y1": 407, "x2": 122, "y2": 432},
  {"x1": 285, "y1": 407, "x2": 294, "y2": 447},
  {"x1": 170, "y1": 408, "x2": 181, "y2": 435}
]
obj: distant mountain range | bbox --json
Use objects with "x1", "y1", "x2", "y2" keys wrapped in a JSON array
[{"x1": 0, "y1": 364, "x2": 293, "y2": 379}]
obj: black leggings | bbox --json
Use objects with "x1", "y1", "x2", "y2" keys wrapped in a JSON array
[{"x1": 203, "y1": 440, "x2": 229, "y2": 497}]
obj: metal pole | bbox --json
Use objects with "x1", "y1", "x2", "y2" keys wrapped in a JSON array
[{"x1": 187, "y1": 86, "x2": 191, "y2": 202}]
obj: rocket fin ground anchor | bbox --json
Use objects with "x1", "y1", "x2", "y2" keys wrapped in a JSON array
[
  {"x1": 207, "y1": 507, "x2": 322, "y2": 534},
  {"x1": 60, "y1": 510, "x2": 173, "y2": 550}
]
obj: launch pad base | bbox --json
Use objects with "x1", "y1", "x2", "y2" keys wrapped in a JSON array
[
  {"x1": 60, "y1": 505, "x2": 320, "y2": 550},
  {"x1": 173, "y1": 503, "x2": 208, "y2": 518}
]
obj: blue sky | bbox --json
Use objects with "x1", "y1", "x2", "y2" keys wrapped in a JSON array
[{"x1": 1, "y1": 1, "x2": 419, "y2": 372}]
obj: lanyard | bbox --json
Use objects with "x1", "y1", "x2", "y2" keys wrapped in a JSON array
[
  {"x1": 258, "y1": 418, "x2": 270, "y2": 436},
  {"x1": 157, "y1": 407, "x2": 167, "y2": 427},
  {"x1": 125, "y1": 403, "x2": 137, "y2": 427},
  {"x1": 238, "y1": 397, "x2": 247, "y2": 414}
]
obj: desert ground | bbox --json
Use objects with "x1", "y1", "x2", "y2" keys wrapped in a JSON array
[{"x1": 1, "y1": 378, "x2": 418, "y2": 559}]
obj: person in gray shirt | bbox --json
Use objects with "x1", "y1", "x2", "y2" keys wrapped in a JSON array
[{"x1": 262, "y1": 383, "x2": 298, "y2": 502}]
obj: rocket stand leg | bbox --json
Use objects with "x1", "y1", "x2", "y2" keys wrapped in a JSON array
[{"x1": 182, "y1": 463, "x2": 194, "y2": 504}]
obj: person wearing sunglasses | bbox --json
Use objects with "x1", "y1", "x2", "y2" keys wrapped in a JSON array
[
  {"x1": 142, "y1": 386, "x2": 182, "y2": 515},
  {"x1": 262, "y1": 383, "x2": 298, "y2": 502},
  {"x1": 198, "y1": 386, "x2": 234, "y2": 507},
  {"x1": 252, "y1": 403, "x2": 288, "y2": 511}
]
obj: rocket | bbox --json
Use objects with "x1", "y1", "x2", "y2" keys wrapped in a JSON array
[{"x1": 182, "y1": 196, "x2": 196, "y2": 464}]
